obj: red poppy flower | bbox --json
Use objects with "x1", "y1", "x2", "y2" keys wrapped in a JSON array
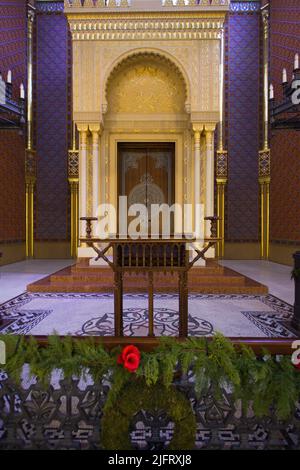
[{"x1": 117, "y1": 345, "x2": 141, "y2": 373}]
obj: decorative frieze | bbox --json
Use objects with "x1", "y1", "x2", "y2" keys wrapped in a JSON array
[{"x1": 68, "y1": 18, "x2": 225, "y2": 41}]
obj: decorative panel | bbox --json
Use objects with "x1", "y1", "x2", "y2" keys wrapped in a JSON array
[
  {"x1": 35, "y1": 10, "x2": 71, "y2": 240},
  {"x1": 226, "y1": 9, "x2": 260, "y2": 241}
]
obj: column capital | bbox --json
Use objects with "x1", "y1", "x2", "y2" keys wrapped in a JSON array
[
  {"x1": 76, "y1": 123, "x2": 89, "y2": 133},
  {"x1": 192, "y1": 123, "x2": 204, "y2": 134},
  {"x1": 89, "y1": 123, "x2": 103, "y2": 135},
  {"x1": 204, "y1": 123, "x2": 216, "y2": 133}
]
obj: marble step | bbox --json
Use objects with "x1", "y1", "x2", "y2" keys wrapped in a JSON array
[
  {"x1": 50, "y1": 270, "x2": 245, "y2": 286},
  {"x1": 27, "y1": 266, "x2": 268, "y2": 295},
  {"x1": 71, "y1": 266, "x2": 225, "y2": 275},
  {"x1": 27, "y1": 280, "x2": 268, "y2": 295}
]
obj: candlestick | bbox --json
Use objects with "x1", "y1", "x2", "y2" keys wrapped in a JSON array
[
  {"x1": 295, "y1": 53, "x2": 299, "y2": 70},
  {"x1": 269, "y1": 84, "x2": 274, "y2": 100},
  {"x1": 282, "y1": 68, "x2": 287, "y2": 83},
  {"x1": 20, "y1": 83, "x2": 25, "y2": 99},
  {"x1": 7, "y1": 70, "x2": 12, "y2": 84}
]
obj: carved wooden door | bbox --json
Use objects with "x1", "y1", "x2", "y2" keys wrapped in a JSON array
[{"x1": 118, "y1": 143, "x2": 175, "y2": 235}]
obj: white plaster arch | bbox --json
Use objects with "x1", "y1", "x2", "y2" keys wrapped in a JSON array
[{"x1": 102, "y1": 47, "x2": 192, "y2": 115}]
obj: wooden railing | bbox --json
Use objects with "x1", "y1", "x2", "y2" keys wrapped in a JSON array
[
  {"x1": 80, "y1": 216, "x2": 221, "y2": 338},
  {"x1": 31, "y1": 334, "x2": 296, "y2": 355}
]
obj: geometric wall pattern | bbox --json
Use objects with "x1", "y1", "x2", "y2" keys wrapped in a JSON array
[
  {"x1": 35, "y1": 11, "x2": 71, "y2": 240},
  {"x1": 0, "y1": 0, "x2": 26, "y2": 243},
  {"x1": 270, "y1": 0, "x2": 300, "y2": 243},
  {"x1": 225, "y1": 11, "x2": 261, "y2": 241}
]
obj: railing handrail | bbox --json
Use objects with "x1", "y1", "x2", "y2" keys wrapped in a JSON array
[{"x1": 27, "y1": 335, "x2": 297, "y2": 356}]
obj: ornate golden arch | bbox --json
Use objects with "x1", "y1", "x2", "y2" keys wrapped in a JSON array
[{"x1": 102, "y1": 49, "x2": 191, "y2": 114}]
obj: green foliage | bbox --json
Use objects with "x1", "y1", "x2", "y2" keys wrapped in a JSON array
[
  {"x1": 1, "y1": 335, "x2": 27, "y2": 383},
  {"x1": 291, "y1": 268, "x2": 300, "y2": 280},
  {"x1": 101, "y1": 380, "x2": 196, "y2": 450},
  {"x1": 0, "y1": 333, "x2": 299, "y2": 422}
]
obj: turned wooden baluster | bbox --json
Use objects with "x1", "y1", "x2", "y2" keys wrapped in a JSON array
[
  {"x1": 80, "y1": 216, "x2": 98, "y2": 239},
  {"x1": 204, "y1": 215, "x2": 221, "y2": 239}
]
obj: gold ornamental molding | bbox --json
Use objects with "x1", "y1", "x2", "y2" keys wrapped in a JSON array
[
  {"x1": 216, "y1": 149, "x2": 228, "y2": 181},
  {"x1": 68, "y1": 149, "x2": 80, "y2": 179},
  {"x1": 258, "y1": 148, "x2": 271, "y2": 184},
  {"x1": 216, "y1": 150, "x2": 227, "y2": 259},
  {"x1": 65, "y1": 0, "x2": 227, "y2": 42},
  {"x1": 259, "y1": 148, "x2": 271, "y2": 260},
  {"x1": 68, "y1": 148, "x2": 79, "y2": 258},
  {"x1": 67, "y1": 19, "x2": 225, "y2": 41}
]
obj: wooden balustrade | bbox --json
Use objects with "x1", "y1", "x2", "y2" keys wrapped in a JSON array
[{"x1": 80, "y1": 216, "x2": 222, "y2": 338}]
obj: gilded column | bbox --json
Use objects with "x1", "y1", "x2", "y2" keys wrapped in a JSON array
[
  {"x1": 216, "y1": 26, "x2": 228, "y2": 258},
  {"x1": 25, "y1": 4, "x2": 36, "y2": 258},
  {"x1": 77, "y1": 124, "x2": 89, "y2": 238},
  {"x1": 205, "y1": 126, "x2": 215, "y2": 238},
  {"x1": 259, "y1": 6, "x2": 271, "y2": 259},
  {"x1": 216, "y1": 149, "x2": 228, "y2": 258},
  {"x1": 193, "y1": 125, "x2": 203, "y2": 240},
  {"x1": 89, "y1": 124, "x2": 101, "y2": 217},
  {"x1": 68, "y1": 122, "x2": 79, "y2": 258}
]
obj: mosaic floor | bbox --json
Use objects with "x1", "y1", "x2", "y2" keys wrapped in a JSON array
[{"x1": 0, "y1": 292, "x2": 296, "y2": 338}]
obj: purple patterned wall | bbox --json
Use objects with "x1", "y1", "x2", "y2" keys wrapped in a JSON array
[
  {"x1": 225, "y1": 10, "x2": 261, "y2": 242},
  {"x1": 35, "y1": 9, "x2": 70, "y2": 241}
]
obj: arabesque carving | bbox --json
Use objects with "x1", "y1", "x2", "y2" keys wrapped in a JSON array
[{"x1": 106, "y1": 53, "x2": 187, "y2": 114}]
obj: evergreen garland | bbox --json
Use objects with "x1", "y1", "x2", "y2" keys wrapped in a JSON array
[
  {"x1": 101, "y1": 380, "x2": 196, "y2": 450},
  {"x1": 0, "y1": 333, "x2": 299, "y2": 422}
]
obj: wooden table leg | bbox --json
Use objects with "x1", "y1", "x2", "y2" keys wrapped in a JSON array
[
  {"x1": 148, "y1": 271, "x2": 155, "y2": 337},
  {"x1": 179, "y1": 271, "x2": 188, "y2": 338},
  {"x1": 114, "y1": 270, "x2": 123, "y2": 336}
]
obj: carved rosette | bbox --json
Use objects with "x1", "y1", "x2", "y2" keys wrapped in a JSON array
[
  {"x1": 216, "y1": 150, "x2": 228, "y2": 181},
  {"x1": 258, "y1": 149, "x2": 271, "y2": 183}
]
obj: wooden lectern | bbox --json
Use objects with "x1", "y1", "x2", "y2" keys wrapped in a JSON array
[{"x1": 80, "y1": 216, "x2": 220, "y2": 338}]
